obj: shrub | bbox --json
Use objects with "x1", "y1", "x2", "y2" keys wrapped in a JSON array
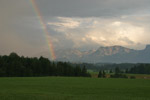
[{"x1": 130, "y1": 76, "x2": 136, "y2": 79}]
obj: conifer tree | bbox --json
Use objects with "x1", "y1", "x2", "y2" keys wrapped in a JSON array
[
  {"x1": 102, "y1": 70, "x2": 106, "y2": 78},
  {"x1": 98, "y1": 70, "x2": 102, "y2": 78}
]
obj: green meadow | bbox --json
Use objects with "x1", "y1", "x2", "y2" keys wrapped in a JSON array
[{"x1": 0, "y1": 77, "x2": 150, "y2": 100}]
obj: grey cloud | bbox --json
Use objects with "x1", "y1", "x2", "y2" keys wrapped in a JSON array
[
  {"x1": 36, "y1": 0, "x2": 150, "y2": 17},
  {"x1": 0, "y1": 0, "x2": 47, "y2": 56}
]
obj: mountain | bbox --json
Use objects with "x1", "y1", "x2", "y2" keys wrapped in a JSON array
[
  {"x1": 55, "y1": 48, "x2": 96, "y2": 62},
  {"x1": 80, "y1": 46, "x2": 137, "y2": 63},
  {"x1": 36, "y1": 45, "x2": 150, "y2": 63},
  {"x1": 55, "y1": 48, "x2": 83, "y2": 62}
]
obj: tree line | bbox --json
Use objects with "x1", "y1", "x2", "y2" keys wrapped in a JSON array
[
  {"x1": 127, "y1": 64, "x2": 150, "y2": 74},
  {"x1": 98, "y1": 67, "x2": 128, "y2": 78},
  {"x1": 0, "y1": 53, "x2": 91, "y2": 77},
  {"x1": 76, "y1": 63, "x2": 135, "y2": 71},
  {"x1": 98, "y1": 64, "x2": 150, "y2": 79}
]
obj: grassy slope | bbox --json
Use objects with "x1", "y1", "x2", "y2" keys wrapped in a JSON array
[{"x1": 0, "y1": 77, "x2": 150, "y2": 100}]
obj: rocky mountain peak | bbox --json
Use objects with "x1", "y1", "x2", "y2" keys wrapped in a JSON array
[
  {"x1": 36, "y1": 45, "x2": 150, "y2": 63},
  {"x1": 95, "y1": 45, "x2": 132, "y2": 56},
  {"x1": 145, "y1": 45, "x2": 150, "y2": 50}
]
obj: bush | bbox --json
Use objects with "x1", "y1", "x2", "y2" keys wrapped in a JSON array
[{"x1": 130, "y1": 76, "x2": 136, "y2": 79}]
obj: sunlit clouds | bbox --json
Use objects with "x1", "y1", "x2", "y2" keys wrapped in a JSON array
[{"x1": 47, "y1": 16, "x2": 149, "y2": 50}]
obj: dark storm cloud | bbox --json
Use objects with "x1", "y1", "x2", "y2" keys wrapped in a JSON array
[{"x1": 36, "y1": 0, "x2": 150, "y2": 17}]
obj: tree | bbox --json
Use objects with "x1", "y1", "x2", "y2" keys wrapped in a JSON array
[
  {"x1": 110, "y1": 67, "x2": 128, "y2": 78},
  {"x1": 125, "y1": 68, "x2": 129, "y2": 73},
  {"x1": 115, "y1": 67, "x2": 120, "y2": 75},
  {"x1": 98, "y1": 70, "x2": 102, "y2": 78},
  {"x1": 109, "y1": 69, "x2": 113, "y2": 73},
  {"x1": 82, "y1": 66, "x2": 87, "y2": 76},
  {"x1": 102, "y1": 70, "x2": 106, "y2": 78},
  {"x1": 74, "y1": 66, "x2": 82, "y2": 76}
]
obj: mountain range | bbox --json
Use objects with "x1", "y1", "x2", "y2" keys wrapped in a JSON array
[{"x1": 37, "y1": 45, "x2": 150, "y2": 63}]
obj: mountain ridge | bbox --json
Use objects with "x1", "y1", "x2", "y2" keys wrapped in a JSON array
[{"x1": 37, "y1": 45, "x2": 150, "y2": 63}]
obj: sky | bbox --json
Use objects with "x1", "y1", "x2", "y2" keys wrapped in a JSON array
[{"x1": 0, "y1": 0, "x2": 150, "y2": 58}]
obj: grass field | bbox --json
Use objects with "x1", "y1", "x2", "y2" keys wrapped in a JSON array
[{"x1": 0, "y1": 77, "x2": 150, "y2": 100}]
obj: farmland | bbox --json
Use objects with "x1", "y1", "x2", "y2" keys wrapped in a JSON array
[{"x1": 0, "y1": 77, "x2": 150, "y2": 100}]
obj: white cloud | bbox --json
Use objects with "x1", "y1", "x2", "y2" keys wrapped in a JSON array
[
  {"x1": 47, "y1": 16, "x2": 150, "y2": 50},
  {"x1": 48, "y1": 17, "x2": 80, "y2": 29}
]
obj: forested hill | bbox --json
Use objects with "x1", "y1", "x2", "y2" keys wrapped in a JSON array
[{"x1": 0, "y1": 53, "x2": 91, "y2": 77}]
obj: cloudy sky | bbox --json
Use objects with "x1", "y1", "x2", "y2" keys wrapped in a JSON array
[{"x1": 0, "y1": 0, "x2": 150, "y2": 57}]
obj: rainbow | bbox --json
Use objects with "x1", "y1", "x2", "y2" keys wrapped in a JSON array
[{"x1": 30, "y1": 0, "x2": 56, "y2": 60}]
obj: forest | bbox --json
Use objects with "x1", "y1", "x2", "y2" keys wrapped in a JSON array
[
  {"x1": 0, "y1": 52, "x2": 150, "y2": 77},
  {"x1": 0, "y1": 53, "x2": 91, "y2": 77}
]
